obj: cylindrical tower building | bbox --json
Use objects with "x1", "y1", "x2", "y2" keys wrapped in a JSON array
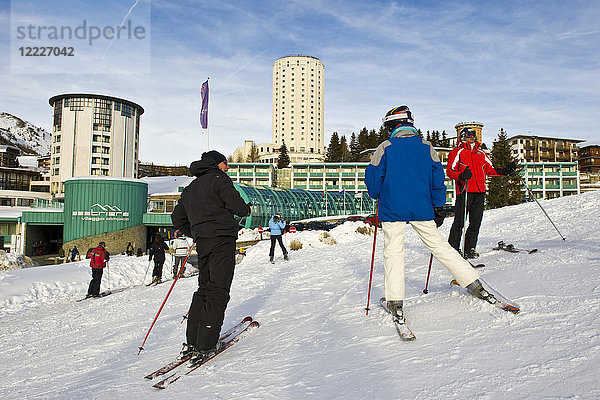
[
  {"x1": 272, "y1": 55, "x2": 325, "y2": 162},
  {"x1": 48, "y1": 94, "x2": 144, "y2": 199},
  {"x1": 455, "y1": 122, "x2": 484, "y2": 144}
]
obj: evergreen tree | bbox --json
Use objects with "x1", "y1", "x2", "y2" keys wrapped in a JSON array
[
  {"x1": 246, "y1": 141, "x2": 260, "y2": 162},
  {"x1": 277, "y1": 141, "x2": 291, "y2": 168},
  {"x1": 368, "y1": 129, "x2": 379, "y2": 149},
  {"x1": 377, "y1": 126, "x2": 388, "y2": 144},
  {"x1": 432, "y1": 130, "x2": 440, "y2": 146},
  {"x1": 416, "y1": 128, "x2": 423, "y2": 138},
  {"x1": 340, "y1": 135, "x2": 351, "y2": 162},
  {"x1": 426, "y1": 131, "x2": 431, "y2": 143},
  {"x1": 326, "y1": 132, "x2": 341, "y2": 162},
  {"x1": 441, "y1": 130, "x2": 449, "y2": 147},
  {"x1": 349, "y1": 132, "x2": 360, "y2": 162},
  {"x1": 357, "y1": 127, "x2": 370, "y2": 155},
  {"x1": 487, "y1": 128, "x2": 523, "y2": 208}
]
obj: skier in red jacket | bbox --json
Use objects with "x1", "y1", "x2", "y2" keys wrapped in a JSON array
[
  {"x1": 86, "y1": 241, "x2": 110, "y2": 297},
  {"x1": 447, "y1": 128, "x2": 515, "y2": 258}
]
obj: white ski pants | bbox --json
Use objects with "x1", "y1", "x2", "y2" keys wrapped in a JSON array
[{"x1": 382, "y1": 220, "x2": 480, "y2": 301}]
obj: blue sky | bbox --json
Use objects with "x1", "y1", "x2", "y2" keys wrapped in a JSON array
[{"x1": 1, "y1": 0, "x2": 599, "y2": 165}]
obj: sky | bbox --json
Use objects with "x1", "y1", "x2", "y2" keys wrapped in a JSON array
[{"x1": 0, "y1": 0, "x2": 599, "y2": 165}]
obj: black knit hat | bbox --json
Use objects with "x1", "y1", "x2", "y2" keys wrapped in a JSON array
[{"x1": 203, "y1": 150, "x2": 228, "y2": 165}]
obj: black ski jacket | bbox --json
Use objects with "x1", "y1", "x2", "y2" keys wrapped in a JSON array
[
  {"x1": 171, "y1": 155, "x2": 251, "y2": 240},
  {"x1": 149, "y1": 241, "x2": 168, "y2": 262}
]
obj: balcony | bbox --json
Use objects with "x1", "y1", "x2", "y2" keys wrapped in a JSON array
[
  {"x1": 309, "y1": 173, "x2": 323, "y2": 177},
  {"x1": 294, "y1": 172, "x2": 308, "y2": 177},
  {"x1": 326, "y1": 172, "x2": 339, "y2": 177},
  {"x1": 563, "y1": 171, "x2": 577, "y2": 176}
]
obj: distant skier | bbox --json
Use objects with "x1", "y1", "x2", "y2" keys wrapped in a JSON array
[
  {"x1": 171, "y1": 230, "x2": 191, "y2": 278},
  {"x1": 149, "y1": 234, "x2": 169, "y2": 284},
  {"x1": 70, "y1": 246, "x2": 79, "y2": 262},
  {"x1": 365, "y1": 106, "x2": 496, "y2": 324},
  {"x1": 171, "y1": 150, "x2": 251, "y2": 366},
  {"x1": 86, "y1": 241, "x2": 110, "y2": 298},
  {"x1": 126, "y1": 242, "x2": 134, "y2": 256},
  {"x1": 446, "y1": 127, "x2": 516, "y2": 258},
  {"x1": 268, "y1": 212, "x2": 288, "y2": 263}
]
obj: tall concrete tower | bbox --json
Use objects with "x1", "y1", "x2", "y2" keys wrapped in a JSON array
[
  {"x1": 48, "y1": 94, "x2": 144, "y2": 199},
  {"x1": 272, "y1": 55, "x2": 325, "y2": 162}
]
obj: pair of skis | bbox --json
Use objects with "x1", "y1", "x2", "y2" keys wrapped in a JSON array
[
  {"x1": 380, "y1": 280, "x2": 520, "y2": 341},
  {"x1": 493, "y1": 241, "x2": 538, "y2": 254},
  {"x1": 145, "y1": 316, "x2": 259, "y2": 389},
  {"x1": 76, "y1": 291, "x2": 111, "y2": 302}
]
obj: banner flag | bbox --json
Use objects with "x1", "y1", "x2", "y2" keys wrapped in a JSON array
[{"x1": 200, "y1": 79, "x2": 209, "y2": 129}]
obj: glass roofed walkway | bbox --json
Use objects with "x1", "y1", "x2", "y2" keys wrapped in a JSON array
[{"x1": 234, "y1": 183, "x2": 376, "y2": 229}]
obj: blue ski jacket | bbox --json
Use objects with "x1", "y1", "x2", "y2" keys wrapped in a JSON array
[
  {"x1": 364, "y1": 125, "x2": 446, "y2": 222},
  {"x1": 268, "y1": 217, "x2": 286, "y2": 235}
]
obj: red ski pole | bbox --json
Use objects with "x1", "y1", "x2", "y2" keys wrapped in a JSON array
[
  {"x1": 422, "y1": 253, "x2": 434, "y2": 294},
  {"x1": 365, "y1": 202, "x2": 379, "y2": 316},
  {"x1": 138, "y1": 243, "x2": 195, "y2": 355}
]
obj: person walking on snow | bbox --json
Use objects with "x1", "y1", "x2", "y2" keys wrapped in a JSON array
[
  {"x1": 86, "y1": 241, "x2": 110, "y2": 298},
  {"x1": 149, "y1": 234, "x2": 169, "y2": 284},
  {"x1": 446, "y1": 128, "x2": 516, "y2": 258},
  {"x1": 171, "y1": 230, "x2": 191, "y2": 278},
  {"x1": 171, "y1": 150, "x2": 251, "y2": 367},
  {"x1": 70, "y1": 245, "x2": 79, "y2": 262},
  {"x1": 364, "y1": 106, "x2": 498, "y2": 324},
  {"x1": 268, "y1": 212, "x2": 288, "y2": 263}
]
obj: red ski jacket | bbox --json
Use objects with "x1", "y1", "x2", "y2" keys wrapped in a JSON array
[
  {"x1": 447, "y1": 141, "x2": 500, "y2": 193},
  {"x1": 89, "y1": 246, "x2": 110, "y2": 269}
]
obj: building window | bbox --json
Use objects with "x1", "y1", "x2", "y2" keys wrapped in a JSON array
[
  {"x1": 93, "y1": 99, "x2": 112, "y2": 131},
  {"x1": 53, "y1": 99, "x2": 62, "y2": 131}
]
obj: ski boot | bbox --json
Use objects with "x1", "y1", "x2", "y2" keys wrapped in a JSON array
[
  {"x1": 284, "y1": 253, "x2": 289, "y2": 261},
  {"x1": 464, "y1": 248, "x2": 480, "y2": 259},
  {"x1": 178, "y1": 343, "x2": 198, "y2": 360},
  {"x1": 188, "y1": 341, "x2": 222, "y2": 367},
  {"x1": 387, "y1": 300, "x2": 404, "y2": 324},
  {"x1": 269, "y1": 256, "x2": 274, "y2": 264},
  {"x1": 466, "y1": 279, "x2": 496, "y2": 304}
]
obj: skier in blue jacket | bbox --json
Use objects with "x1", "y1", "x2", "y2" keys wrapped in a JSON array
[
  {"x1": 365, "y1": 106, "x2": 495, "y2": 325},
  {"x1": 268, "y1": 212, "x2": 288, "y2": 263}
]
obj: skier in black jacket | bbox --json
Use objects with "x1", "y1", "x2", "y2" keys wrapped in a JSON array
[
  {"x1": 171, "y1": 150, "x2": 251, "y2": 367},
  {"x1": 149, "y1": 234, "x2": 169, "y2": 284}
]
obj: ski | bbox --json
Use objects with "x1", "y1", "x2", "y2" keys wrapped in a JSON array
[
  {"x1": 379, "y1": 297, "x2": 416, "y2": 341},
  {"x1": 494, "y1": 241, "x2": 537, "y2": 254},
  {"x1": 152, "y1": 320, "x2": 260, "y2": 389},
  {"x1": 450, "y1": 280, "x2": 520, "y2": 314},
  {"x1": 76, "y1": 291, "x2": 111, "y2": 302},
  {"x1": 144, "y1": 316, "x2": 253, "y2": 380},
  {"x1": 468, "y1": 261, "x2": 485, "y2": 269}
]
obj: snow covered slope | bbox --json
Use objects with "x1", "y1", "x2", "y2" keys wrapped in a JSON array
[
  {"x1": 0, "y1": 191, "x2": 599, "y2": 399},
  {"x1": 0, "y1": 112, "x2": 51, "y2": 155}
]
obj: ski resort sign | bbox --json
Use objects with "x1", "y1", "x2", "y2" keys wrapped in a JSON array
[{"x1": 72, "y1": 203, "x2": 130, "y2": 222}]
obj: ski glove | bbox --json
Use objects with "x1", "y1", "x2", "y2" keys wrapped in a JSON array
[
  {"x1": 458, "y1": 167, "x2": 472, "y2": 181},
  {"x1": 496, "y1": 161, "x2": 517, "y2": 176},
  {"x1": 434, "y1": 207, "x2": 446, "y2": 227}
]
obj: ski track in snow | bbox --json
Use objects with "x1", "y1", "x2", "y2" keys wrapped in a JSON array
[{"x1": 1, "y1": 192, "x2": 600, "y2": 398}]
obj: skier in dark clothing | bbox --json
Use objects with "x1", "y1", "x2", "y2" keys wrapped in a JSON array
[
  {"x1": 149, "y1": 234, "x2": 169, "y2": 284},
  {"x1": 126, "y1": 242, "x2": 134, "y2": 256},
  {"x1": 171, "y1": 150, "x2": 251, "y2": 367},
  {"x1": 71, "y1": 246, "x2": 80, "y2": 262},
  {"x1": 86, "y1": 242, "x2": 110, "y2": 298}
]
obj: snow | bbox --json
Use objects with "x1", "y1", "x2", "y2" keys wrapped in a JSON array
[{"x1": 1, "y1": 191, "x2": 600, "y2": 398}]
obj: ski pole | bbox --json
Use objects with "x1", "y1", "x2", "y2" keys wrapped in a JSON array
[
  {"x1": 106, "y1": 261, "x2": 110, "y2": 292},
  {"x1": 422, "y1": 253, "x2": 434, "y2": 294},
  {"x1": 520, "y1": 176, "x2": 565, "y2": 240},
  {"x1": 461, "y1": 180, "x2": 469, "y2": 255},
  {"x1": 365, "y1": 201, "x2": 379, "y2": 316},
  {"x1": 142, "y1": 260, "x2": 152, "y2": 284},
  {"x1": 138, "y1": 243, "x2": 195, "y2": 355}
]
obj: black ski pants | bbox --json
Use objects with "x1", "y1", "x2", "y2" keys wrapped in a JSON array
[
  {"x1": 152, "y1": 260, "x2": 164, "y2": 280},
  {"x1": 269, "y1": 234, "x2": 288, "y2": 257},
  {"x1": 448, "y1": 191, "x2": 485, "y2": 252},
  {"x1": 186, "y1": 236, "x2": 236, "y2": 351},
  {"x1": 87, "y1": 268, "x2": 104, "y2": 296}
]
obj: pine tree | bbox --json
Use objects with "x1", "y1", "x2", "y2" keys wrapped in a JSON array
[
  {"x1": 326, "y1": 132, "x2": 341, "y2": 162},
  {"x1": 377, "y1": 126, "x2": 388, "y2": 144},
  {"x1": 246, "y1": 141, "x2": 260, "y2": 162},
  {"x1": 340, "y1": 135, "x2": 351, "y2": 162},
  {"x1": 357, "y1": 127, "x2": 370, "y2": 155},
  {"x1": 349, "y1": 132, "x2": 360, "y2": 162},
  {"x1": 277, "y1": 141, "x2": 290, "y2": 168},
  {"x1": 487, "y1": 128, "x2": 523, "y2": 208}
]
